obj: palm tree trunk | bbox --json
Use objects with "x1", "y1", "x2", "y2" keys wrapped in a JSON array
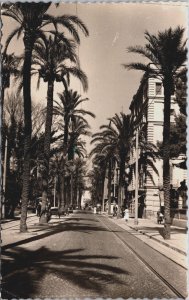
[
  {"x1": 40, "y1": 79, "x2": 54, "y2": 224},
  {"x1": 100, "y1": 170, "x2": 106, "y2": 211},
  {"x1": 20, "y1": 32, "x2": 33, "y2": 232},
  {"x1": 78, "y1": 188, "x2": 83, "y2": 209},
  {"x1": 117, "y1": 159, "x2": 125, "y2": 218},
  {"x1": 73, "y1": 176, "x2": 77, "y2": 208},
  {"x1": 162, "y1": 78, "x2": 172, "y2": 240},
  {"x1": 108, "y1": 160, "x2": 112, "y2": 215},
  {"x1": 60, "y1": 175, "x2": 65, "y2": 210},
  {"x1": 64, "y1": 118, "x2": 69, "y2": 149},
  {"x1": 117, "y1": 185, "x2": 122, "y2": 218},
  {"x1": 66, "y1": 176, "x2": 71, "y2": 207},
  {"x1": 1, "y1": 86, "x2": 5, "y2": 118}
]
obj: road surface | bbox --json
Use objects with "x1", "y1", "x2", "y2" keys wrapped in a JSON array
[{"x1": 2, "y1": 211, "x2": 186, "y2": 299}]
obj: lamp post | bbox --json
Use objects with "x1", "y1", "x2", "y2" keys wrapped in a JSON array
[{"x1": 134, "y1": 128, "x2": 139, "y2": 225}]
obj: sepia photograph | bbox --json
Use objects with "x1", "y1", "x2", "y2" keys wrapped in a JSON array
[{"x1": 1, "y1": 2, "x2": 188, "y2": 299}]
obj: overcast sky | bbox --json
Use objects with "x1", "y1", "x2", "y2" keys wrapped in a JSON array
[{"x1": 2, "y1": 2, "x2": 188, "y2": 153}]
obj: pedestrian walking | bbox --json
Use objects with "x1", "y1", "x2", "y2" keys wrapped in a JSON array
[
  {"x1": 124, "y1": 207, "x2": 129, "y2": 222},
  {"x1": 65, "y1": 204, "x2": 69, "y2": 215},
  {"x1": 113, "y1": 204, "x2": 117, "y2": 217},
  {"x1": 157, "y1": 210, "x2": 164, "y2": 224},
  {"x1": 37, "y1": 200, "x2": 42, "y2": 217},
  {"x1": 97, "y1": 203, "x2": 101, "y2": 214},
  {"x1": 121, "y1": 206, "x2": 125, "y2": 218}
]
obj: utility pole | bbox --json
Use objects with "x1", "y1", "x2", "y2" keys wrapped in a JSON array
[
  {"x1": 134, "y1": 128, "x2": 139, "y2": 225},
  {"x1": 2, "y1": 138, "x2": 8, "y2": 219}
]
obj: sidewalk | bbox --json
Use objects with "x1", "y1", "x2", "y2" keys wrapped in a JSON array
[
  {"x1": 126, "y1": 217, "x2": 187, "y2": 255},
  {"x1": 107, "y1": 214, "x2": 187, "y2": 269},
  {"x1": 1, "y1": 214, "x2": 69, "y2": 250}
]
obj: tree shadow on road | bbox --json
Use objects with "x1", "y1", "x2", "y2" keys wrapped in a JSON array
[
  {"x1": 2, "y1": 220, "x2": 122, "y2": 250},
  {"x1": 2, "y1": 247, "x2": 130, "y2": 299}
]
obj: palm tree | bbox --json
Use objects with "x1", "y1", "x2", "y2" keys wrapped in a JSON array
[
  {"x1": 2, "y1": 3, "x2": 53, "y2": 231},
  {"x1": 54, "y1": 89, "x2": 95, "y2": 154},
  {"x1": 124, "y1": 27, "x2": 187, "y2": 239},
  {"x1": 53, "y1": 89, "x2": 95, "y2": 213},
  {"x1": 2, "y1": 3, "x2": 90, "y2": 231},
  {"x1": 90, "y1": 133, "x2": 117, "y2": 214},
  {"x1": 1, "y1": 53, "x2": 21, "y2": 113},
  {"x1": 32, "y1": 32, "x2": 88, "y2": 223},
  {"x1": 54, "y1": 116, "x2": 91, "y2": 212},
  {"x1": 88, "y1": 164, "x2": 106, "y2": 209},
  {"x1": 97, "y1": 113, "x2": 133, "y2": 217},
  {"x1": 67, "y1": 117, "x2": 90, "y2": 160},
  {"x1": 72, "y1": 158, "x2": 87, "y2": 209}
]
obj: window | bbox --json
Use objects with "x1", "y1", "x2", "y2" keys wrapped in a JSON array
[{"x1": 155, "y1": 82, "x2": 162, "y2": 95}]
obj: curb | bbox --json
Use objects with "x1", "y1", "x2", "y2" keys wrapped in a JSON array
[{"x1": 128, "y1": 225, "x2": 187, "y2": 256}]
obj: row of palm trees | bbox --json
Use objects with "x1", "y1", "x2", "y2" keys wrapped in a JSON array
[
  {"x1": 2, "y1": 3, "x2": 95, "y2": 232},
  {"x1": 89, "y1": 113, "x2": 158, "y2": 216},
  {"x1": 89, "y1": 27, "x2": 187, "y2": 239}
]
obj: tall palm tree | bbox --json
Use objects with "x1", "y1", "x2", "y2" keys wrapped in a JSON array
[
  {"x1": 124, "y1": 27, "x2": 187, "y2": 239},
  {"x1": 2, "y1": 3, "x2": 90, "y2": 231},
  {"x1": 98, "y1": 113, "x2": 133, "y2": 217},
  {"x1": 67, "y1": 116, "x2": 91, "y2": 160},
  {"x1": 88, "y1": 164, "x2": 106, "y2": 209},
  {"x1": 72, "y1": 158, "x2": 87, "y2": 209},
  {"x1": 90, "y1": 133, "x2": 117, "y2": 214},
  {"x1": 54, "y1": 116, "x2": 91, "y2": 211},
  {"x1": 32, "y1": 32, "x2": 88, "y2": 223},
  {"x1": 2, "y1": 3, "x2": 53, "y2": 231},
  {"x1": 53, "y1": 89, "x2": 95, "y2": 213},
  {"x1": 54, "y1": 89, "x2": 95, "y2": 153}
]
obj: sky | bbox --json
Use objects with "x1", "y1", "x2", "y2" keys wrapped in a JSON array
[{"x1": 2, "y1": 2, "x2": 188, "y2": 154}]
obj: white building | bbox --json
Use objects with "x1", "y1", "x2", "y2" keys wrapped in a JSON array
[{"x1": 128, "y1": 74, "x2": 187, "y2": 218}]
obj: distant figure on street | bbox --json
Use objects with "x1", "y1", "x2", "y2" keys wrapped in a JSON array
[
  {"x1": 170, "y1": 184, "x2": 178, "y2": 208},
  {"x1": 113, "y1": 204, "x2": 117, "y2": 217},
  {"x1": 97, "y1": 203, "x2": 101, "y2": 214},
  {"x1": 157, "y1": 210, "x2": 164, "y2": 224},
  {"x1": 121, "y1": 206, "x2": 125, "y2": 218},
  {"x1": 65, "y1": 205, "x2": 69, "y2": 215},
  {"x1": 124, "y1": 207, "x2": 129, "y2": 222},
  {"x1": 178, "y1": 180, "x2": 187, "y2": 209},
  {"x1": 37, "y1": 200, "x2": 42, "y2": 217}
]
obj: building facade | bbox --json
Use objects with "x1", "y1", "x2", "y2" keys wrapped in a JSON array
[{"x1": 128, "y1": 75, "x2": 187, "y2": 218}]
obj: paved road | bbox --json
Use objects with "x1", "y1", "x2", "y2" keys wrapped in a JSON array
[{"x1": 2, "y1": 211, "x2": 184, "y2": 299}]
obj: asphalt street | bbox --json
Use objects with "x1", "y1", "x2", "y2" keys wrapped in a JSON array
[{"x1": 1, "y1": 211, "x2": 185, "y2": 299}]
